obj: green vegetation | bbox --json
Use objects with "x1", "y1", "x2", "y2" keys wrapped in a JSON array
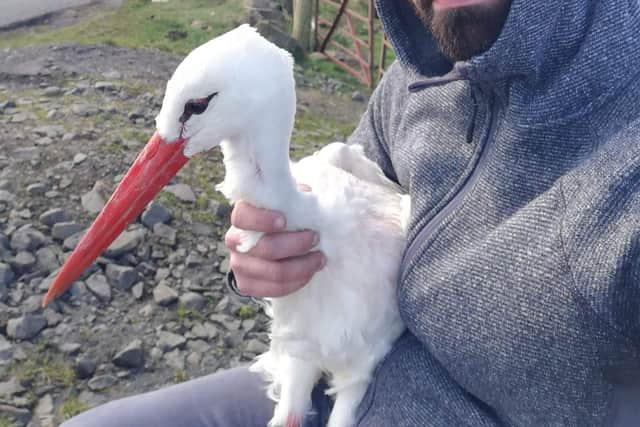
[
  {"x1": 60, "y1": 396, "x2": 90, "y2": 420},
  {"x1": 236, "y1": 304, "x2": 257, "y2": 319},
  {"x1": 0, "y1": 0, "x2": 245, "y2": 55},
  {"x1": 0, "y1": 418, "x2": 15, "y2": 427},
  {"x1": 176, "y1": 304, "x2": 204, "y2": 322},
  {"x1": 173, "y1": 369, "x2": 189, "y2": 383},
  {"x1": 9, "y1": 347, "x2": 74, "y2": 389}
]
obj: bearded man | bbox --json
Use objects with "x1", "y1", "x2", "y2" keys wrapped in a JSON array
[{"x1": 65, "y1": 0, "x2": 640, "y2": 425}]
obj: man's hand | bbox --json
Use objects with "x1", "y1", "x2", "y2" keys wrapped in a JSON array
[{"x1": 225, "y1": 199, "x2": 325, "y2": 298}]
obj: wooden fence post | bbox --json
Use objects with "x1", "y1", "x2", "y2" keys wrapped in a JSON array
[{"x1": 292, "y1": 0, "x2": 313, "y2": 51}]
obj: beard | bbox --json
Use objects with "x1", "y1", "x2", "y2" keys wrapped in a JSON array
[{"x1": 410, "y1": 0, "x2": 512, "y2": 62}]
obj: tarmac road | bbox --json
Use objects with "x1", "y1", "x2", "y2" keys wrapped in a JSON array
[{"x1": 0, "y1": 0, "x2": 97, "y2": 29}]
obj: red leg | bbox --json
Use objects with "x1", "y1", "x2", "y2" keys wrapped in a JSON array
[{"x1": 285, "y1": 413, "x2": 301, "y2": 427}]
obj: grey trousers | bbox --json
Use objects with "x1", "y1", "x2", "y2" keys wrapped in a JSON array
[{"x1": 61, "y1": 367, "x2": 332, "y2": 427}]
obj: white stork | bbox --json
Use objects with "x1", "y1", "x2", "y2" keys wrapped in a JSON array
[{"x1": 44, "y1": 25, "x2": 408, "y2": 427}]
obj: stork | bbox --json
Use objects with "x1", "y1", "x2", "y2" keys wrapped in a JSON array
[{"x1": 43, "y1": 25, "x2": 408, "y2": 427}]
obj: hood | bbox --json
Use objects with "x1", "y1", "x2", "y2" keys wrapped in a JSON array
[{"x1": 376, "y1": 0, "x2": 640, "y2": 120}]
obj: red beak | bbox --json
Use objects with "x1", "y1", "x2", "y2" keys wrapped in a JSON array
[{"x1": 42, "y1": 132, "x2": 189, "y2": 307}]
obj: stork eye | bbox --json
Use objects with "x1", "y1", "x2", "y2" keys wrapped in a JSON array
[{"x1": 179, "y1": 92, "x2": 218, "y2": 123}]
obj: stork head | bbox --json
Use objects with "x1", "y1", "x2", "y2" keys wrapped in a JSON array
[
  {"x1": 156, "y1": 24, "x2": 295, "y2": 157},
  {"x1": 42, "y1": 25, "x2": 295, "y2": 307}
]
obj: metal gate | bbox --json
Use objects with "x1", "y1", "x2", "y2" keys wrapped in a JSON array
[{"x1": 313, "y1": 0, "x2": 392, "y2": 89}]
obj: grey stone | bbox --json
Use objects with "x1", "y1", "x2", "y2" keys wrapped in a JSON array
[
  {"x1": 164, "y1": 349, "x2": 185, "y2": 370},
  {"x1": 10, "y1": 227, "x2": 46, "y2": 251},
  {"x1": 186, "y1": 351, "x2": 202, "y2": 368},
  {"x1": 185, "y1": 253, "x2": 203, "y2": 268},
  {"x1": 191, "y1": 322, "x2": 218, "y2": 340},
  {"x1": 102, "y1": 70, "x2": 122, "y2": 79},
  {"x1": 150, "y1": 347, "x2": 163, "y2": 362},
  {"x1": 351, "y1": 91, "x2": 366, "y2": 103},
  {"x1": 141, "y1": 202, "x2": 171, "y2": 228},
  {"x1": 35, "y1": 247, "x2": 59, "y2": 273},
  {"x1": 33, "y1": 125, "x2": 64, "y2": 138},
  {"x1": 58, "y1": 342, "x2": 82, "y2": 354},
  {"x1": 26, "y1": 183, "x2": 47, "y2": 195},
  {"x1": 63, "y1": 231, "x2": 85, "y2": 250},
  {"x1": 157, "y1": 330, "x2": 186, "y2": 352},
  {"x1": 0, "y1": 190, "x2": 15, "y2": 203},
  {"x1": 22, "y1": 295, "x2": 44, "y2": 313},
  {"x1": 0, "y1": 404, "x2": 30, "y2": 425},
  {"x1": 85, "y1": 273, "x2": 111, "y2": 302},
  {"x1": 0, "y1": 100, "x2": 16, "y2": 110},
  {"x1": 39, "y1": 208, "x2": 68, "y2": 227},
  {"x1": 105, "y1": 264, "x2": 138, "y2": 290},
  {"x1": 153, "y1": 282, "x2": 178, "y2": 306},
  {"x1": 88, "y1": 374, "x2": 116, "y2": 391},
  {"x1": 43, "y1": 86, "x2": 63, "y2": 96},
  {"x1": 51, "y1": 221, "x2": 83, "y2": 240},
  {"x1": 0, "y1": 262, "x2": 15, "y2": 287},
  {"x1": 208, "y1": 199, "x2": 232, "y2": 219},
  {"x1": 71, "y1": 104, "x2": 99, "y2": 117},
  {"x1": 43, "y1": 309, "x2": 62, "y2": 327},
  {"x1": 95, "y1": 81, "x2": 119, "y2": 91},
  {"x1": 75, "y1": 357, "x2": 96, "y2": 379},
  {"x1": 0, "y1": 377, "x2": 26, "y2": 398},
  {"x1": 0, "y1": 282, "x2": 6, "y2": 303},
  {"x1": 139, "y1": 303, "x2": 154, "y2": 317},
  {"x1": 10, "y1": 113, "x2": 27, "y2": 123},
  {"x1": 113, "y1": 339, "x2": 144, "y2": 369},
  {"x1": 35, "y1": 136, "x2": 54, "y2": 146},
  {"x1": 0, "y1": 335, "x2": 13, "y2": 362},
  {"x1": 12, "y1": 146, "x2": 40, "y2": 161},
  {"x1": 10, "y1": 251, "x2": 36, "y2": 274},
  {"x1": 245, "y1": 338, "x2": 269, "y2": 354},
  {"x1": 81, "y1": 188, "x2": 105, "y2": 214},
  {"x1": 105, "y1": 229, "x2": 145, "y2": 257},
  {"x1": 179, "y1": 292, "x2": 206, "y2": 311},
  {"x1": 73, "y1": 152, "x2": 88, "y2": 164},
  {"x1": 34, "y1": 394, "x2": 55, "y2": 427},
  {"x1": 132, "y1": 282, "x2": 144, "y2": 300},
  {"x1": 7, "y1": 315, "x2": 47, "y2": 340},
  {"x1": 153, "y1": 223, "x2": 176, "y2": 245},
  {"x1": 163, "y1": 184, "x2": 196, "y2": 202}
]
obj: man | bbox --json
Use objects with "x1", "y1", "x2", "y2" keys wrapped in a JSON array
[{"x1": 64, "y1": 0, "x2": 640, "y2": 425}]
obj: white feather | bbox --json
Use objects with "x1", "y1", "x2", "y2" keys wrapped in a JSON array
[{"x1": 156, "y1": 25, "x2": 408, "y2": 427}]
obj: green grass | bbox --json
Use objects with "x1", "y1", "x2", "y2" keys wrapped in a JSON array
[
  {"x1": 0, "y1": 0, "x2": 244, "y2": 55},
  {"x1": 291, "y1": 110, "x2": 356, "y2": 158},
  {"x1": 60, "y1": 396, "x2": 90, "y2": 420},
  {"x1": 173, "y1": 369, "x2": 189, "y2": 383},
  {"x1": 8, "y1": 347, "x2": 74, "y2": 389},
  {"x1": 236, "y1": 304, "x2": 257, "y2": 319},
  {"x1": 0, "y1": 418, "x2": 15, "y2": 427},
  {"x1": 176, "y1": 304, "x2": 204, "y2": 322}
]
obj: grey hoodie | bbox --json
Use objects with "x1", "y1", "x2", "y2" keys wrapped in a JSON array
[{"x1": 344, "y1": 0, "x2": 640, "y2": 425}]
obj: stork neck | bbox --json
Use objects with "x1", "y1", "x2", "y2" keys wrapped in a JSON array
[{"x1": 219, "y1": 130, "x2": 297, "y2": 210}]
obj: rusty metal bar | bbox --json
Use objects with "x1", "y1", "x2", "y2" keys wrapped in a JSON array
[
  {"x1": 367, "y1": 0, "x2": 375, "y2": 89},
  {"x1": 319, "y1": 0, "x2": 349, "y2": 52},
  {"x1": 314, "y1": 0, "x2": 388, "y2": 88},
  {"x1": 323, "y1": 0, "x2": 368, "y2": 22},
  {"x1": 324, "y1": 51, "x2": 368, "y2": 85},
  {"x1": 328, "y1": 39, "x2": 369, "y2": 69},
  {"x1": 344, "y1": 12, "x2": 367, "y2": 77}
]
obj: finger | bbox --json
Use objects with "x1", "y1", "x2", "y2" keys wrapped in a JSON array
[
  {"x1": 233, "y1": 275, "x2": 311, "y2": 298},
  {"x1": 230, "y1": 201, "x2": 286, "y2": 232},
  {"x1": 230, "y1": 251, "x2": 325, "y2": 292},
  {"x1": 245, "y1": 230, "x2": 319, "y2": 260}
]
